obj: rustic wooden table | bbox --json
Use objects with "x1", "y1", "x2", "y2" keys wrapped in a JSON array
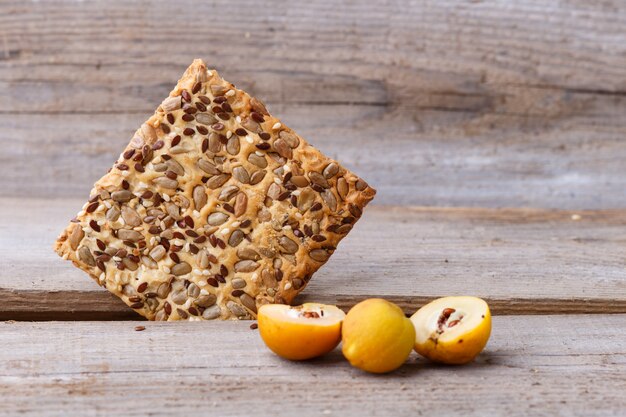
[{"x1": 1, "y1": 1, "x2": 625, "y2": 416}]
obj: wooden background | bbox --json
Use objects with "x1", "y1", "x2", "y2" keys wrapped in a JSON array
[{"x1": 0, "y1": 1, "x2": 625, "y2": 416}]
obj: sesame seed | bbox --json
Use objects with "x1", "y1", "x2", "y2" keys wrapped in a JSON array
[
  {"x1": 226, "y1": 131, "x2": 233, "y2": 139},
  {"x1": 202, "y1": 269, "x2": 210, "y2": 276},
  {"x1": 162, "y1": 266, "x2": 171, "y2": 274},
  {"x1": 571, "y1": 214, "x2": 582, "y2": 221},
  {"x1": 207, "y1": 70, "x2": 213, "y2": 76},
  {"x1": 273, "y1": 178, "x2": 282, "y2": 185},
  {"x1": 246, "y1": 136, "x2": 254, "y2": 144},
  {"x1": 122, "y1": 170, "x2": 130, "y2": 176},
  {"x1": 236, "y1": 116, "x2": 242, "y2": 123},
  {"x1": 225, "y1": 89, "x2": 235, "y2": 97},
  {"x1": 77, "y1": 210, "x2": 86, "y2": 217},
  {"x1": 193, "y1": 268, "x2": 202, "y2": 275},
  {"x1": 82, "y1": 227, "x2": 93, "y2": 234},
  {"x1": 284, "y1": 282, "x2": 292, "y2": 290},
  {"x1": 251, "y1": 273, "x2": 258, "y2": 282},
  {"x1": 221, "y1": 228, "x2": 230, "y2": 235},
  {"x1": 272, "y1": 122, "x2": 282, "y2": 130},
  {"x1": 162, "y1": 194, "x2": 171, "y2": 202}
]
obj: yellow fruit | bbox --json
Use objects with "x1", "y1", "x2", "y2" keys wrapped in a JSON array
[
  {"x1": 258, "y1": 303, "x2": 345, "y2": 360},
  {"x1": 342, "y1": 298, "x2": 416, "y2": 373},
  {"x1": 410, "y1": 296, "x2": 491, "y2": 365}
]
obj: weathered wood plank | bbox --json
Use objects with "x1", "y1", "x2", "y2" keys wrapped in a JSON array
[
  {"x1": 1, "y1": 1, "x2": 625, "y2": 208},
  {"x1": 1, "y1": 0, "x2": 625, "y2": 113},
  {"x1": 1, "y1": 316, "x2": 625, "y2": 417},
  {"x1": 3, "y1": 107, "x2": 626, "y2": 208},
  {"x1": 1, "y1": 198, "x2": 625, "y2": 320}
]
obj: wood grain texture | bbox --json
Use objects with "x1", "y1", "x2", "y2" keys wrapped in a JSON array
[
  {"x1": 1, "y1": 0, "x2": 626, "y2": 208},
  {"x1": 1, "y1": 316, "x2": 625, "y2": 417},
  {"x1": 2, "y1": 198, "x2": 625, "y2": 320}
]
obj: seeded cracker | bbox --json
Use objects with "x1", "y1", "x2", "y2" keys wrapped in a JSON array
[{"x1": 54, "y1": 59, "x2": 376, "y2": 320}]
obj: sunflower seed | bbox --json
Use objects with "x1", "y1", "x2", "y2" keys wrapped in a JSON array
[
  {"x1": 323, "y1": 162, "x2": 339, "y2": 179},
  {"x1": 197, "y1": 159, "x2": 220, "y2": 176},
  {"x1": 241, "y1": 117, "x2": 260, "y2": 132},
  {"x1": 187, "y1": 283, "x2": 201, "y2": 298},
  {"x1": 279, "y1": 236, "x2": 299, "y2": 254},
  {"x1": 267, "y1": 183, "x2": 281, "y2": 200},
  {"x1": 156, "y1": 282, "x2": 171, "y2": 298},
  {"x1": 356, "y1": 178, "x2": 369, "y2": 191},
  {"x1": 196, "y1": 293, "x2": 217, "y2": 308},
  {"x1": 166, "y1": 159, "x2": 185, "y2": 176},
  {"x1": 250, "y1": 97, "x2": 269, "y2": 115},
  {"x1": 122, "y1": 257, "x2": 139, "y2": 271},
  {"x1": 225, "y1": 301, "x2": 246, "y2": 317},
  {"x1": 68, "y1": 225, "x2": 85, "y2": 251},
  {"x1": 290, "y1": 175, "x2": 309, "y2": 187},
  {"x1": 142, "y1": 256, "x2": 158, "y2": 268},
  {"x1": 161, "y1": 96, "x2": 181, "y2": 112},
  {"x1": 232, "y1": 166, "x2": 250, "y2": 184},
  {"x1": 231, "y1": 278, "x2": 247, "y2": 289},
  {"x1": 321, "y1": 189, "x2": 337, "y2": 211},
  {"x1": 208, "y1": 212, "x2": 229, "y2": 226},
  {"x1": 240, "y1": 293, "x2": 257, "y2": 313},
  {"x1": 193, "y1": 185, "x2": 207, "y2": 209},
  {"x1": 309, "y1": 172, "x2": 329, "y2": 189},
  {"x1": 279, "y1": 131, "x2": 300, "y2": 148},
  {"x1": 228, "y1": 229, "x2": 245, "y2": 247},
  {"x1": 141, "y1": 123, "x2": 157, "y2": 142},
  {"x1": 171, "y1": 288, "x2": 187, "y2": 305},
  {"x1": 237, "y1": 247, "x2": 260, "y2": 261},
  {"x1": 226, "y1": 136, "x2": 240, "y2": 155},
  {"x1": 216, "y1": 186, "x2": 237, "y2": 202},
  {"x1": 118, "y1": 229, "x2": 143, "y2": 242},
  {"x1": 273, "y1": 139, "x2": 292, "y2": 159},
  {"x1": 249, "y1": 170, "x2": 267, "y2": 185},
  {"x1": 337, "y1": 177, "x2": 348, "y2": 200},
  {"x1": 248, "y1": 153, "x2": 267, "y2": 168},
  {"x1": 234, "y1": 260, "x2": 259, "y2": 272},
  {"x1": 111, "y1": 190, "x2": 133, "y2": 203},
  {"x1": 171, "y1": 262, "x2": 192, "y2": 276},
  {"x1": 207, "y1": 174, "x2": 230, "y2": 189},
  {"x1": 149, "y1": 245, "x2": 166, "y2": 261},
  {"x1": 208, "y1": 133, "x2": 222, "y2": 153},
  {"x1": 121, "y1": 206, "x2": 141, "y2": 227},
  {"x1": 153, "y1": 177, "x2": 179, "y2": 189},
  {"x1": 202, "y1": 305, "x2": 222, "y2": 319},
  {"x1": 165, "y1": 202, "x2": 182, "y2": 220},
  {"x1": 234, "y1": 192, "x2": 248, "y2": 217},
  {"x1": 191, "y1": 110, "x2": 214, "y2": 125},
  {"x1": 297, "y1": 189, "x2": 316, "y2": 212},
  {"x1": 309, "y1": 249, "x2": 330, "y2": 262},
  {"x1": 153, "y1": 163, "x2": 167, "y2": 172},
  {"x1": 261, "y1": 268, "x2": 276, "y2": 287},
  {"x1": 105, "y1": 206, "x2": 121, "y2": 222},
  {"x1": 78, "y1": 246, "x2": 95, "y2": 266}
]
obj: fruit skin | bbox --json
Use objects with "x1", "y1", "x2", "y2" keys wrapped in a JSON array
[
  {"x1": 411, "y1": 296, "x2": 491, "y2": 365},
  {"x1": 258, "y1": 303, "x2": 344, "y2": 361},
  {"x1": 342, "y1": 298, "x2": 416, "y2": 373}
]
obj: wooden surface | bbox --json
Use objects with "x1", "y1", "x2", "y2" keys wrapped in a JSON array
[
  {"x1": 1, "y1": 0, "x2": 626, "y2": 208},
  {"x1": 1, "y1": 316, "x2": 625, "y2": 417},
  {"x1": 1, "y1": 0, "x2": 625, "y2": 415},
  {"x1": 2, "y1": 198, "x2": 626, "y2": 320}
]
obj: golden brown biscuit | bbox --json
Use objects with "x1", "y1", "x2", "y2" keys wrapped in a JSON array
[{"x1": 55, "y1": 59, "x2": 375, "y2": 320}]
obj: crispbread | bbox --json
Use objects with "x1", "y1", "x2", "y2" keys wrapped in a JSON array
[{"x1": 55, "y1": 59, "x2": 375, "y2": 320}]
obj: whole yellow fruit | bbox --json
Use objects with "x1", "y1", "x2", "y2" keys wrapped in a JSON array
[{"x1": 342, "y1": 298, "x2": 415, "y2": 373}]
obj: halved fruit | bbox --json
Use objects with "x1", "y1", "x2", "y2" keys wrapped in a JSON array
[
  {"x1": 410, "y1": 296, "x2": 491, "y2": 365},
  {"x1": 258, "y1": 303, "x2": 345, "y2": 360}
]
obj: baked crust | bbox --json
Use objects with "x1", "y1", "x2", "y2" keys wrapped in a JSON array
[{"x1": 54, "y1": 59, "x2": 375, "y2": 320}]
